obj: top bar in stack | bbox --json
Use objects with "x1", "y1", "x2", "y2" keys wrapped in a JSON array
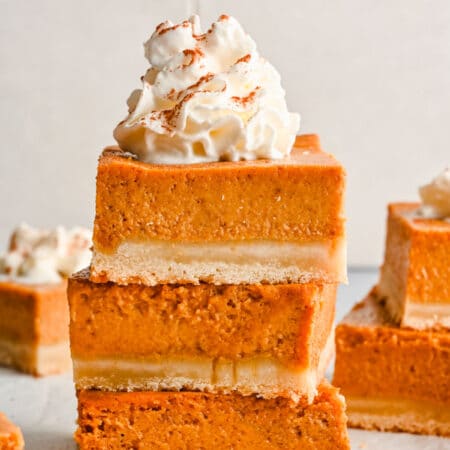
[{"x1": 91, "y1": 135, "x2": 346, "y2": 285}]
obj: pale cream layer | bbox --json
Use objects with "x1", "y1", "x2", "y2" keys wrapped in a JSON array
[
  {"x1": 0, "y1": 337, "x2": 71, "y2": 376},
  {"x1": 380, "y1": 273, "x2": 450, "y2": 329},
  {"x1": 91, "y1": 238, "x2": 347, "y2": 285},
  {"x1": 73, "y1": 330, "x2": 334, "y2": 402},
  {"x1": 402, "y1": 302, "x2": 450, "y2": 329},
  {"x1": 346, "y1": 396, "x2": 450, "y2": 436}
]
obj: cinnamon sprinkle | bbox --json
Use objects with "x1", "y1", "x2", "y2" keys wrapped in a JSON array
[
  {"x1": 182, "y1": 48, "x2": 204, "y2": 67},
  {"x1": 157, "y1": 20, "x2": 191, "y2": 36},
  {"x1": 235, "y1": 54, "x2": 251, "y2": 64},
  {"x1": 155, "y1": 22, "x2": 167, "y2": 33},
  {"x1": 182, "y1": 73, "x2": 214, "y2": 97},
  {"x1": 167, "y1": 88, "x2": 176, "y2": 100},
  {"x1": 231, "y1": 87, "x2": 260, "y2": 105}
]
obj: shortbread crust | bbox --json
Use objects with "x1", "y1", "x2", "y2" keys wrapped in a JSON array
[
  {"x1": 91, "y1": 238, "x2": 346, "y2": 285},
  {"x1": 346, "y1": 396, "x2": 450, "y2": 437},
  {"x1": 0, "y1": 338, "x2": 71, "y2": 376}
]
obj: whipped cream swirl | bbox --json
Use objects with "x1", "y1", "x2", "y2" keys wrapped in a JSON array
[
  {"x1": 418, "y1": 167, "x2": 450, "y2": 219},
  {"x1": 114, "y1": 15, "x2": 300, "y2": 164},
  {"x1": 0, "y1": 223, "x2": 92, "y2": 283}
]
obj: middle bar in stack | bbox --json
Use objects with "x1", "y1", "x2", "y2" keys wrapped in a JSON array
[{"x1": 69, "y1": 272, "x2": 335, "y2": 400}]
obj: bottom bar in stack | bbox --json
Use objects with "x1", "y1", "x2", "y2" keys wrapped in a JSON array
[
  {"x1": 75, "y1": 381, "x2": 349, "y2": 450},
  {"x1": 333, "y1": 288, "x2": 450, "y2": 437}
]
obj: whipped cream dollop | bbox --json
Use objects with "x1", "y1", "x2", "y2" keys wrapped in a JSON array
[
  {"x1": 0, "y1": 223, "x2": 92, "y2": 283},
  {"x1": 418, "y1": 167, "x2": 450, "y2": 219},
  {"x1": 114, "y1": 15, "x2": 300, "y2": 164}
]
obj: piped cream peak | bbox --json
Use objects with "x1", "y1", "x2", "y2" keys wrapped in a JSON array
[
  {"x1": 0, "y1": 223, "x2": 92, "y2": 283},
  {"x1": 114, "y1": 15, "x2": 300, "y2": 164},
  {"x1": 419, "y1": 167, "x2": 450, "y2": 219}
]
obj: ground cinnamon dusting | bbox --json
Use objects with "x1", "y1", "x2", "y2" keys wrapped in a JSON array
[
  {"x1": 235, "y1": 54, "x2": 251, "y2": 64},
  {"x1": 232, "y1": 87, "x2": 260, "y2": 105},
  {"x1": 157, "y1": 20, "x2": 190, "y2": 36},
  {"x1": 182, "y1": 73, "x2": 215, "y2": 97},
  {"x1": 182, "y1": 48, "x2": 205, "y2": 68}
]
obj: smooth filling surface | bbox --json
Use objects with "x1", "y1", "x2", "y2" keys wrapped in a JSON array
[
  {"x1": 91, "y1": 238, "x2": 347, "y2": 284},
  {"x1": 73, "y1": 331, "x2": 334, "y2": 401}
]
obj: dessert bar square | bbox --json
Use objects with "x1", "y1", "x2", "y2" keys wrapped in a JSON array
[
  {"x1": 0, "y1": 279, "x2": 71, "y2": 376},
  {"x1": 75, "y1": 382, "x2": 349, "y2": 450},
  {"x1": 69, "y1": 269, "x2": 335, "y2": 400},
  {"x1": 90, "y1": 134, "x2": 346, "y2": 286},
  {"x1": 333, "y1": 288, "x2": 450, "y2": 437},
  {"x1": 378, "y1": 203, "x2": 450, "y2": 329}
]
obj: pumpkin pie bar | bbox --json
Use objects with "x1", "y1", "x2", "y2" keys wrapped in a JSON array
[
  {"x1": 75, "y1": 381, "x2": 349, "y2": 450},
  {"x1": 0, "y1": 413, "x2": 24, "y2": 450},
  {"x1": 333, "y1": 288, "x2": 450, "y2": 437},
  {"x1": 0, "y1": 279, "x2": 71, "y2": 376},
  {"x1": 378, "y1": 203, "x2": 450, "y2": 329},
  {"x1": 0, "y1": 223, "x2": 91, "y2": 375},
  {"x1": 90, "y1": 134, "x2": 346, "y2": 286},
  {"x1": 69, "y1": 269, "x2": 335, "y2": 400}
]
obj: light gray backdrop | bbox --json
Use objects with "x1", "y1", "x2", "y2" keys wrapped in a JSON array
[{"x1": 1, "y1": 0, "x2": 449, "y2": 266}]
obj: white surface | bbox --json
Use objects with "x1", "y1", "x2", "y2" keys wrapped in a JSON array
[
  {"x1": 1, "y1": 1, "x2": 450, "y2": 266},
  {"x1": 0, "y1": 269, "x2": 449, "y2": 449}
]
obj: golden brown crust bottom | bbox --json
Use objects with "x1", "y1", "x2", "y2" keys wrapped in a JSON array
[
  {"x1": 75, "y1": 382, "x2": 350, "y2": 450},
  {"x1": 0, "y1": 337, "x2": 71, "y2": 376},
  {"x1": 71, "y1": 350, "x2": 332, "y2": 400},
  {"x1": 69, "y1": 269, "x2": 335, "y2": 368},
  {"x1": 89, "y1": 238, "x2": 347, "y2": 285},
  {"x1": 93, "y1": 134, "x2": 346, "y2": 253},
  {"x1": 0, "y1": 412, "x2": 24, "y2": 450},
  {"x1": 346, "y1": 396, "x2": 450, "y2": 437},
  {"x1": 333, "y1": 289, "x2": 450, "y2": 410}
]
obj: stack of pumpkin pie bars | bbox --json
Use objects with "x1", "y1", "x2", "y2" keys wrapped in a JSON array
[
  {"x1": 68, "y1": 134, "x2": 350, "y2": 449},
  {"x1": 67, "y1": 14, "x2": 350, "y2": 449}
]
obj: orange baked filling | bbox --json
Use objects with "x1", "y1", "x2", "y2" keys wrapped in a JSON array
[
  {"x1": 0, "y1": 412, "x2": 24, "y2": 450},
  {"x1": 93, "y1": 134, "x2": 346, "y2": 253},
  {"x1": 333, "y1": 289, "x2": 450, "y2": 404},
  {"x1": 75, "y1": 382, "x2": 349, "y2": 450},
  {"x1": 69, "y1": 269, "x2": 335, "y2": 368},
  {"x1": 380, "y1": 203, "x2": 450, "y2": 306},
  {"x1": 0, "y1": 280, "x2": 69, "y2": 346},
  {"x1": 0, "y1": 279, "x2": 71, "y2": 376}
]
